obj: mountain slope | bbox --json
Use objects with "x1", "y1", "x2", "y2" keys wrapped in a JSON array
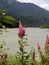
[{"x1": 0, "y1": 0, "x2": 49, "y2": 27}]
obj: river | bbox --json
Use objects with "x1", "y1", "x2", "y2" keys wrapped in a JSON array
[{"x1": 0, "y1": 28, "x2": 49, "y2": 54}]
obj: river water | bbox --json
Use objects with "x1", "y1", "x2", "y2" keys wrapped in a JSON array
[{"x1": 0, "y1": 28, "x2": 49, "y2": 54}]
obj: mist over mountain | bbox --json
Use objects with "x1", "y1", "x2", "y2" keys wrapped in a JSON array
[{"x1": 0, "y1": 0, "x2": 49, "y2": 27}]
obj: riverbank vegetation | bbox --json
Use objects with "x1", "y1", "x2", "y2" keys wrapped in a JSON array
[
  {"x1": 0, "y1": 10, "x2": 19, "y2": 28},
  {"x1": 0, "y1": 10, "x2": 49, "y2": 28}
]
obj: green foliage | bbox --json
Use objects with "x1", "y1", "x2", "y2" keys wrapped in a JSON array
[
  {"x1": 0, "y1": 23, "x2": 3, "y2": 28},
  {"x1": 4, "y1": 16, "x2": 15, "y2": 21},
  {"x1": 0, "y1": 39, "x2": 9, "y2": 54},
  {"x1": 5, "y1": 55, "x2": 17, "y2": 65},
  {"x1": 0, "y1": 10, "x2": 19, "y2": 28},
  {"x1": 0, "y1": 15, "x2": 18, "y2": 28},
  {"x1": 40, "y1": 24, "x2": 49, "y2": 28}
]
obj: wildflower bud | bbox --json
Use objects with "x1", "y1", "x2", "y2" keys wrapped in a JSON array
[
  {"x1": 46, "y1": 35, "x2": 49, "y2": 44},
  {"x1": 44, "y1": 43, "x2": 46, "y2": 52},
  {"x1": 37, "y1": 43, "x2": 40, "y2": 50},
  {"x1": 32, "y1": 50, "x2": 35, "y2": 60},
  {"x1": 1, "y1": 54, "x2": 7, "y2": 64},
  {"x1": 2, "y1": 58, "x2": 5, "y2": 64}
]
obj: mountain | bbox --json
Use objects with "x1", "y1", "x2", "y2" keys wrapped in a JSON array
[{"x1": 0, "y1": 0, "x2": 49, "y2": 27}]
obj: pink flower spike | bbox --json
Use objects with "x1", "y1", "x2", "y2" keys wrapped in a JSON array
[
  {"x1": 46, "y1": 35, "x2": 49, "y2": 44},
  {"x1": 18, "y1": 20, "x2": 25, "y2": 37},
  {"x1": 1, "y1": 54, "x2": 7, "y2": 64},
  {"x1": 37, "y1": 43, "x2": 40, "y2": 50},
  {"x1": 44, "y1": 43, "x2": 46, "y2": 52},
  {"x1": 32, "y1": 50, "x2": 35, "y2": 60},
  {"x1": 19, "y1": 20, "x2": 23, "y2": 29}
]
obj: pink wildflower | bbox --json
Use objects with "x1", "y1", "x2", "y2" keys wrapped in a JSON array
[
  {"x1": 46, "y1": 35, "x2": 49, "y2": 44},
  {"x1": 44, "y1": 43, "x2": 46, "y2": 52},
  {"x1": 18, "y1": 20, "x2": 25, "y2": 37},
  {"x1": 32, "y1": 50, "x2": 35, "y2": 60},
  {"x1": 37, "y1": 43, "x2": 41, "y2": 50},
  {"x1": 1, "y1": 54, "x2": 7, "y2": 64}
]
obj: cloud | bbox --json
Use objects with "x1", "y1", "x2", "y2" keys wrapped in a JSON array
[
  {"x1": 17, "y1": 0, "x2": 44, "y2": 3},
  {"x1": 17, "y1": 0, "x2": 49, "y2": 10},
  {"x1": 39, "y1": 4, "x2": 49, "y2": 9},
  {"x1": 17, "y1": 0, "x2": 37, "y2": 3}
]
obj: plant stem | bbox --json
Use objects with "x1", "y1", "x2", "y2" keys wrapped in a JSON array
[{"x1": 21, "y1": 38, "x2": 24, "y2": 65}]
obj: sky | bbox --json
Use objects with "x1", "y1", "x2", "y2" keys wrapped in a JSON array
[{"x1": 17, "y1": 0, "x2": 49, "y2": 11}]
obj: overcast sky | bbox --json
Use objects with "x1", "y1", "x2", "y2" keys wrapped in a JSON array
[{"x1": 17, "y1": 0, "x2": 49, "y2": 11}]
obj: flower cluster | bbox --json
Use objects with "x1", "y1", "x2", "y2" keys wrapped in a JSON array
[
  {"x1": 37, "y1": 43, "x2": 41, "y2": 50},
  {"x1": 46, "y1": 35, "x2": 49, "y2": 43},
  {"x1": 18, "y1": 20, "x2": 25, "y2": 38}
]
